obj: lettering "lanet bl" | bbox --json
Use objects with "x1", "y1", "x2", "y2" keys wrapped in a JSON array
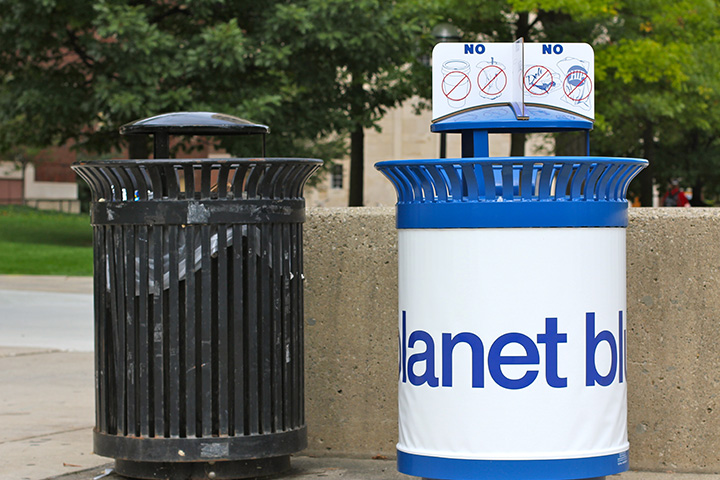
[{"x1": 399, "y1": 311, "x2": 626, "y2": 390}]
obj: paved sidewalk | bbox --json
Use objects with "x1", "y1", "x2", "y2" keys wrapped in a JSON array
[
  {"x1": 42, "y1": 456, "x2": 406, "y2": 480},
  {"x1": 0, "y1": 275, "x2": 102, "y2": 480},
  {"x1": 0, "y1": 275, "x2": 94, "y2": 351},
  {"x1": 37, "y1": 457, "x2": 720, "y2": 480},
  {"x1": 0, "y1": 275, "x2": 93, "y2": 295},
  {"x1": 0, "y1": 347, "x2": 106, "y2": 480}
]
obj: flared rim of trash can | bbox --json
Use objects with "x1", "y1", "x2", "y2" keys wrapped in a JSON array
[
  {"x1": 72, "y1": 157, "x2": 323, "y2": 166},
  {"x1": 374, "y1": 156, "x2": 648, "y2": 168},
  {"x1": 374, "y1": 156, "x2": 648, "y2": 229},
  {"x1": 72, "y1": 157, "x2": 323, "y2": 205}
]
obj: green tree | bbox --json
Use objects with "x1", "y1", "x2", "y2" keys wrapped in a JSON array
[
  {"x1": 0, "y1": 0, "x2": 426, "y2": 205},
  {"x1": 260, "y1": 0, "x2": 426, "y2": 205},
  {"x1": 431, "y1": 0, "x2": 618, "y2": 155},
  {"x1": 592, "y1": 0, "x2": 720, "y2": 205},
  {"x1": 434, "y1": 0, "x2": 720, "y2": 204}
]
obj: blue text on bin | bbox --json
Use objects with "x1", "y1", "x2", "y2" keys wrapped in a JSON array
[{"x1": 399, "y1": 312, "x2": 626, "y2": 390}]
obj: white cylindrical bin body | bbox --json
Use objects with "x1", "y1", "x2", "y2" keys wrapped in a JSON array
[{"x1": 397, "y1": 228, "x2": 628, "y2": 479}]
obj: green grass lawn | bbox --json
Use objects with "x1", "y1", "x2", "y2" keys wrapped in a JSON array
[{"x1": 0, "y1": 205, "x2": 93, "y2": 276}]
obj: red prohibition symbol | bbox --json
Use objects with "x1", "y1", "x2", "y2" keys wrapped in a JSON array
[
  {"x1": 563, "y1": 70, "x2": 592, "y2": 102},
  {"x1": 442, "y1": 70, "x2": 472, "y2": 102},
  {"x1": 477, "y1": 65, "x2": 507, "y2": 96},
  {"x1": 524, "y1": 65, "x2": 553, "y2": 96}
]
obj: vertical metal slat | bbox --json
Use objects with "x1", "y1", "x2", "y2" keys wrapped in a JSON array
[
  {"x1": 137, "y1": 225, "x2": 150, "y2": 437},
  {"x1": 124, "y1": 226, "x2": 137, "y2": 436},
  {"x1": 168, "y1": 226, "x2": 181, "y2": 437},
  {"x1": 200, "y1": 225, "x2": 213, "y2": 436},
  {"x1": 232, "y1": 224, "x2": 245, "y2": 436},
  {"x1": 281, "y1": 224, "x2": 292, "y2": 430},
  {"x1": 184, "y1": 225, "x2": 197, "y2": 437},
  {"x1": 217, "y1": 225, "x2": 229, "y2": 435},
  {"x1": 151, "y1": 226, "x2": 165, "y2": 437},
  {"x1": 104, "y1": 226, "x2": 119, "y2": 434},
  {"x1": 295, "y1": 223, "x2": 305, "y2": 426},
  {"x1": 94, "y1": 226, "x2": 107, "y2": 433},
  {"x1": 246, "y1": 224, "x2": 259, "y2": 434},
  {"x1": 271, "y1": 222, "x2": 283, "y2": 431},
  {"x1": 112, "y1": 225, "x2": 127, "y2": 435},
  {"x1": 290, "y1": 223, "x2": 302, "y2": 429},
  {"x1": 260, "y1": 223, "x2": 273, "y2": 433}
]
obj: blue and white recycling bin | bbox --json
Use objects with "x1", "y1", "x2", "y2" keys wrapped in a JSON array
[{"x1": 375, "y1": 156, "x2": 647, "y2": 480}]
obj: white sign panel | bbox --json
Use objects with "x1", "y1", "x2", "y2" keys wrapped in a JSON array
[{"x1": 432, "y1": 42, "x2": 594, "y2": 121}]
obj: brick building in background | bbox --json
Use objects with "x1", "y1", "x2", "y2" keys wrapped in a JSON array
[
  {"x1": 0, "y1": 142, "x2": 81, "y2": 213},
  {"x1": 305, "y1": 98, "x2": 551, "y2": 207},
  {"x1": 0, "y1": 139, "x2": 219, "y2": 214},
  {"x1": 0, "y1": 101, "x2": 551, "y2": 212}
]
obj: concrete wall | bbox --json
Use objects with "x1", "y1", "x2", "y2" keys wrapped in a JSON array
[
  {"x1": 627, "y1": 208, "x2": 720, "y2": 472},
  {"x1": 303, "y1": 207, "x2": 720, "y2": 473}
]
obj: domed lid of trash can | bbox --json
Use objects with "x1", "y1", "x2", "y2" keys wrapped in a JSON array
[{"x1": 120, "y1": 111, "x2": 270, "y2": 136}]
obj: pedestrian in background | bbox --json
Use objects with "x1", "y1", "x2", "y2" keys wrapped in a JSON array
[{"x1": 662, "y1": 179, "x2": 691, "y2": 207}]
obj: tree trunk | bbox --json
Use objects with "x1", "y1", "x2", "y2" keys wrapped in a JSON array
[
  {"x1": 555, "y1": 132, "x2": 586, "y2": 156},
  {"x1": 638, "y1": 123, "x2": 655, "y2": 206},
  {"x1": 691, "y1": 179, "x2": 707, "y2": 206},
  {"x1": 510, "y1": 133, "x2": 526, "y2": 156},
  {"x1": 20, "y1": 160, "x2": 27, "y2": 206},
  {"x1": 515, "y1": 12, "x2": 530, "y2": 40},
  {"x1": 688, "y1": 132, "x2": 707, "y2": 206},
  {"x1": 348, "y1": 124, "x2": 364, "y2": 207}
]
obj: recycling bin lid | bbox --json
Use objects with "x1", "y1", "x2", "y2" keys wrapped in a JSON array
[{"x1": 430, "y1": 104, "x2": 593, "y2": 134}]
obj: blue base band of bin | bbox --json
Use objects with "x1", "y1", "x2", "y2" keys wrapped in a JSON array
[
  {"x1": 396, "y1": 200, "x2": 627, "y2": 229},
  {"x1": 397, "y1": 450, "x2": 630, "y2": 480}
]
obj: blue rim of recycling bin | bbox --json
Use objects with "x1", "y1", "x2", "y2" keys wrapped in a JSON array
[
  {"x1": 397, "y1": 449, "x2": 629, "y2": 480},
  {"x1": 374, "y1": 157, "x2": 647, "y2": 228}
]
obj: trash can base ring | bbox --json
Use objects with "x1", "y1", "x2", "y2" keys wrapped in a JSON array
[
  {"x1": 94, "y1": 427, "x2": 307, "y2": 462},
  {"x1": 115, "y1": 455, "x2": 291, "y2": 480}
]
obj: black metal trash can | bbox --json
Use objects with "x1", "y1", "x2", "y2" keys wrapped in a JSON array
[{"x1": 72, "y1": 112, "x2": 322, "y2": 480}]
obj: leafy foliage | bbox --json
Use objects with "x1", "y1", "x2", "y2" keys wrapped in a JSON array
[
  {"x1": 0, "y1": 0, "x2": 425, "y2": 185},
  {"x1": 433, "y1": 0, "x2": 720, "y2": 204},
  {"x1": 2, "y1": 0, "x2": 719, "y2": 204},
  {"x1": 588, "y1": 0, "x2": 720, "y2": 203}
]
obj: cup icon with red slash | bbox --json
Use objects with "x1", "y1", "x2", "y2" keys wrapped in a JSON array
[{"x1": 442, "y1": 60, "x2": 472, "y2": 108}]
